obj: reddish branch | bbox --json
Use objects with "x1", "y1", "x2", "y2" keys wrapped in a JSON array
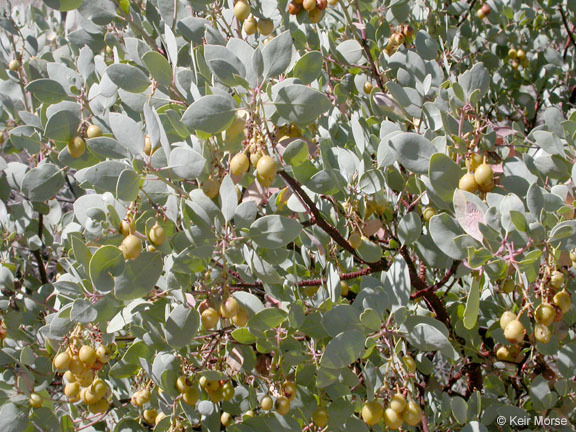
[
  {"x1": 278, "y1": 171, "x2": 362, "y2": 258},
  {"x1": 559, "y1": 6, "x2": 576, "y2": 55}
]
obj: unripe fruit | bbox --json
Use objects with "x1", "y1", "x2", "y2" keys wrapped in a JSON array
[
  {"x1": 8, "y1": 59, "x2": 20, "y2": 71},
  {"x1": 393, "y1": 33, "x2": 405, "y2": 45},
  {"x1": 202, "y1": 178, "x2": 220, "y2": 199},
  {"x1": 501, "y1": 279, "x2": 515, "y2": 294},
  {"x1": 222, "y1": 382, "x2": 235, "y2": 401},
  {"x1": 64, "y1": 382, "x2": 81, "y2": 398},
  {"x1": 422, "y1": 206, "x2": 436, "y2": 223},
  {"x1": 383, "y1": 407, "x2": 403, "y2": 429},
  {"x1": 303, "y1": 0, "x2": 316, "y2": 10},
  {"x1": 348, "y1": 231, "x2": 362, "y2": 249},
  {"x1": 54, "y1": 352, "x2": 71, "y2": 371},
  {"x1": 243, "y1": 15, "x2": 257, "y2": 35},
  {"x1": 221, "y1": 412, "x2": 232, "y2": 427},
  {"x1": 144, "y1": 135, "x2": 153, "y2": 155},
  {"x1": 231, "y1": 306, "x2": 250, "y2": 327},
  {"x1": 79, "y1": 345, "x2": 97, "y2": 366},
  {"x1": 88, "y1": 398, "x2": 108, "y2": 414},
  {"x1": 219, "y1": 297, "x2": 239, "y2": 318},
  {"x1": 201, "y1": 307, "x2": 219, "y2": 329},
  {"x1": 148, "y1": 222, "x2": 165, "y2": 246},
  {"x1": 257, "y1": 172, "x2": 274, "y2": 187},
  {"x1": 86, "y1": 124, "x2": 102, "y2": 138},
  {"x1": 508, "y1": 48, "x2": 518, "y2": 59},
  {"x1": 182, "y1": 387, "x2": 199, "y2": 405},
  {"x1": 500, "y1": 311, "x2": 517, "y2": 330},
  {"x1": 504, "y1": 319, "x2": 525, "y2": 344},
  {"x1": 208, "y1": 386, "x2": 224, "y2": 402},
  {"x1": 63, "y1": 370, "x2": 76, "y2": 383},
  {"x1": 202, "y1": 379, "x2": 220, "y2": 393},
  {"x1": 362, "y1": 401, "x2": 383, "y2": 426},
  {"x1": 466, "y1": 153, "x2": 483, "y2": 171},
  {"x1": 90, "y1": 379, "x2": 108, "y2": 399},
  {"x1": 363, "y1": 81, "x2": 373, "y2": 94},
  {"x1": 534, "y1": 303, "x2": 555, "y2": 326},
  {"x1": 283, "y1": 381, "x2": 297, "y2": 401},
  {"x1": 96, "y1": 345, "x2": 110, "y2": 363},
  {"x1": 260, "y1": 395, "x2": 273, "y2": 410},
  {"x1": 82, "y1": 388, "x2": 101, "y2": 405},
  {"x1": 341, "y1": 281, "x2": 349, "y2": 296},
  {"x1": 569, "y1": 248, "x2": 576, "y2": 262},
  {"x1": 176, "y1": 376, "x2": 189, "y2": 394},
  {"x1": 389, "y1": 393, "x2": 407, "y2": 413},
  {"x1": 402, "y1": 401, "x2": 422, "y2": 426},
  {"x1": 403, "y1": 355, "x2": 417, "y2": 373},
  {"x1": 516, "y1": 49, "x2": 526, "y2": 61},
  {"x1": 29, "y1": 393, "x2": 43, "y2": 408},
  {"x1": 317, "y1": 0, "x2": 328, "y2": 9},
  {"x1": 459, "y1": 173, "x2": 478, "y2": 193},
  {"x1": 233, "y1": 0, "x2": 251, "y2": 21},
  {"x1": 496, "y1": 345, "x2": 513, "y2": 362},
  {"x1": 256, "y1": 155, "x2": 277, "y2": 179},
  {"x1": 120, "y1": 219, "x2": 135, "y2": 236},
  {"x1": 288, "y1": 1, "x2": 302, "y2": 14},
  {"x1": 119, "y1": 234, "x2": 142, "y2": 260},
  {"x1": 68, "y1": 136, "x2": 86, "y2": 158},
  {"x1": 275, "y1": 396, "x2": 291, "y2": 415},
  {"x1": 553, "y1": 291, "x2": 571, "y2": 314},
  {"x1": 313, "y1": 407, "x2": 329, "y2": 427},
  {"x1": 69, "y1": 356, "x2": 86, "y2": 375},
  {"x1": 474, "y1": 163, "x2": 493, "y2": 187},
  {"x1": 143, "y1": 409, "x2": 158, "y2": 425},
  {"x1": 75, "y1": 369, "x2": 93, "y2": 387},
  {"x1": 550, "y1": 270, "x2": 564, "y2": 290},
  {"x1": 230, "y1": 153, "x2": 250, "y2": 176},
  {"x1": 534, "y1": 323, "x2": 551, "y2": 344},
  {"x1": 308, "y1": 8, "x2": 323, "y2": 23},
  {"x1": 257, "y1": 18, "x2": 274, "y2": 36},
  {"x1": 328, "y1": 0, "x2": 338, "y2": 4},
  {"x1": 136, "y1": 389, "x2": 151, "y2": 405}
]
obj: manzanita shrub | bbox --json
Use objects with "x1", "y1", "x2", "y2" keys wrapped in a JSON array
[{"x1": 0, "y1": 0, "x2": 575, "y2": 430}]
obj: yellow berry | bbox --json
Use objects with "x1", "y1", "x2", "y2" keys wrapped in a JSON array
[
  {"x1": 86, "y1": 124, "x2": 102, "y2": 138},
  {"x1": 260, "y1": 395, "x2": 273, "y2": 410},
  {"x1": 389, "y1": 393, "x2": 407, "y2": 414},
  {"x1": 230, "y1": 153, "x2": 250, "y2": 176},
  {"x1": 275, "y1": 396, "x2": 291, "y2": 415},
  {"x1": 78, "y1": 345, "x2": 97, "y2": 366},
  {"x1": 29, "y1": 393, "x2": 43, "y2": 408},
  {"x1": 233, "y1": 0, "x2": 251, "y2": 21},
  {"x1": 459, "y1": 173, "x2": 478, "y2": 193},
  {"x1": 383, "y1": 407, "x2": 403, "y2": 429},
  {"x1": 201, "y1": 307, "x2": 219, "y2": 329},
  {"x1": 67, "y1": 136, "x2": 86, "y2": 158},
  {"x1": 231, "y1": 306, "x2": 250, "y2": 327},
  {"x1": 219, "y1": 297, "x2": 239, "y2": 319},
  {"x1": 148, "y1": 222, "x2": 166, "y2": 246},
  {"x1": 53, "y1": 352, "x2": 71, "y2": 371},
  {"x1": 312, "y1": 407, "x2": 329, "y2": 428},
  {"x1": 499, "y1": 311, "x2": 517, "y2": 330},
  {"x1": 361, "y1": 401, "x2": 383, "y2": 426},
  {"x1": 504, "y1": 319, "x2": 525, "y2": 344},
  {"x1": 119, "y1": 234, "x2": 142, "y2": 260}
]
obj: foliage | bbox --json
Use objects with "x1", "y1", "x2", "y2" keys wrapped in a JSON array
[{"x1": 0, "y1": 0, "x2": 575, "y2": 431}]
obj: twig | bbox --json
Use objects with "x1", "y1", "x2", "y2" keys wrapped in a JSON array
[
  {"x1": 278, "y1": 170, "x2": 361, "y2": 259},
  {"x1": 559, "y1": 6, "x2": 576, "y2": 55}
]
